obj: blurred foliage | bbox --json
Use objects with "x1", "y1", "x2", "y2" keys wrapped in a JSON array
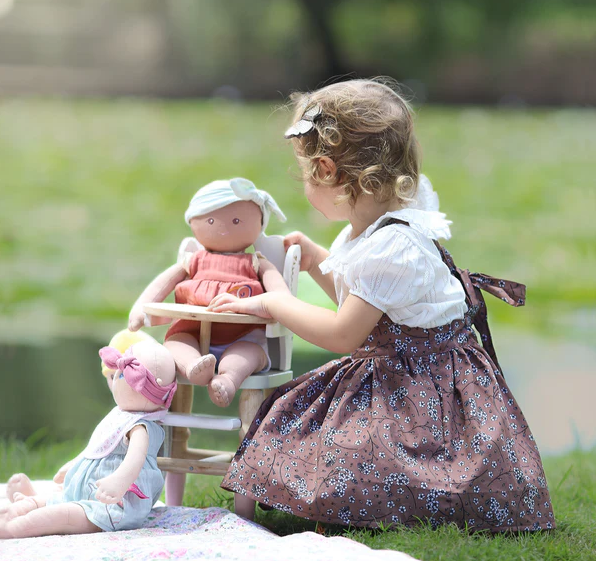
[
  {"x1": 163, "y1": 0, "x2": 596, "y2": 102},
  {"x1": 0, "y1": 99, "x2": 593, "y2": 348},
  {"x1": 0, "y1": 0, "x2": 594, "y2": 102}
]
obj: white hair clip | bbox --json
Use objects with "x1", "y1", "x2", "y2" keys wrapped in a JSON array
[{"x1": 284, "y1": 104, "x2": 323, "y2": 139}]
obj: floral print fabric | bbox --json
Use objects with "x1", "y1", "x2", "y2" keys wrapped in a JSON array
[
  {"x1": 0, "y1": 506, "x2": 419, "y2": 561},
  {"x1": 222, "y1": 317, "x2": 554, "y2": 531}
]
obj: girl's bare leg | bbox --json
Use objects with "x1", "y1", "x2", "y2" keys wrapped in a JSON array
[
  {"x1": 6, "y1": 473, "x2": 36, "y2": 502},
  {"x1": 234, "y1": 493, "x2": 256, "y2": 521},
  {"x1": 1, "y1": 499, "x2": 100, "y2": 539},
  {"x1": 208, "y1": 342, "x2": 268, "y2": 407},
  {"x1": 165, "y1": 333, "x2": 216, "y2": 385}
]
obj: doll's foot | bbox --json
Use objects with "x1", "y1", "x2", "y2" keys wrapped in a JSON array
[
  {"x1": 6, "y1": 474, "x2": 36, "y2": 502},
  {"x1": 6, "y1": 495, "x2": 39, "y2": 521},
  {"x1": 186, "y1": 354, "x2": 216, "y2": 385},
  {"x1": 208, "y1": 374, "x2": 238, "y2": 408}
]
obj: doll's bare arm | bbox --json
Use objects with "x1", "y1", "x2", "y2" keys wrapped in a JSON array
[
  {"x1": 129, "y1": 263, "x2": 188, "y2": 331},
  {"x1": 258, "y1": 257, "x2": 291, "y2": 294},
  {"x1": 95, "y1": 424, "x2": 149, "y2": 504},
  {"x1": 53, "y1": 457, "x2": 78, "y2": 485}
]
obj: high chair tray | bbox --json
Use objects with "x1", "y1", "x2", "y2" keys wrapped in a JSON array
[{"x1": 143, "y1": 303, "x2": 276, "y2": 324}]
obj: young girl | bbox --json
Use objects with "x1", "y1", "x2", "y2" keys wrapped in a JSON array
[{"x1": 208, "y1": 78, "x2": 555, "y2": 532}]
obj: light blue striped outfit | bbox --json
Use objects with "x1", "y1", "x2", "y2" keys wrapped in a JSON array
[{"x1": 47, "y1": 419, "x2": 165, "y2": 531}]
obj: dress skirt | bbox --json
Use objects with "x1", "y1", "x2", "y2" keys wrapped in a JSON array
[{"x1": 221, "y1": 315, "x2": 555, "y2": 532}]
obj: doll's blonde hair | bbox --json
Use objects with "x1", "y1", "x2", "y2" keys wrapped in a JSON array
[{"x1": 288, "y1": 77, "x2": 419, "y2": 207}]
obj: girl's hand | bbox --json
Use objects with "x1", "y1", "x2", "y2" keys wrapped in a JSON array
[
  {"x1": 284, "y1": 231, "x2": 323, "y2": 274},
  {"x1": 207, "y1": 293, "x2": 273, "y2": 319},
  {"x1": 95, "y1": 475, "x2": 128, "y2": 504}
]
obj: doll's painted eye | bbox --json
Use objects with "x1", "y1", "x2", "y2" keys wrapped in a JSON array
[
  {"x1": 232, "y1": 218, "x2": 240, "y2": 225},
  {"x1": 118, "y1": 372, "x2": 125, "y2": 379},
  {"x1": 207, "y1": 218, "x2": 214, "y2": 225}
]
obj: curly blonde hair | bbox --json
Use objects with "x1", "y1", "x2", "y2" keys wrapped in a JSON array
[{"x1": 288, "y1": 77, "x2": 420, "y2": 207}]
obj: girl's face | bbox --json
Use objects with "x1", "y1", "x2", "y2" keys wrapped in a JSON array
[{"x1": 303, "y1": 179, "x2": 349, "y2": 222}]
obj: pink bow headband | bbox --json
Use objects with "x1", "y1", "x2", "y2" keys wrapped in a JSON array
[{"x1": 99, "y1": 346, "x2": 177, "y2": 409}]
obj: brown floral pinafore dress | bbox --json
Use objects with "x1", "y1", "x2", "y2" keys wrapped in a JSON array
[{"x1": 221, "y1": 220, "x2": 555, "y2": 532}]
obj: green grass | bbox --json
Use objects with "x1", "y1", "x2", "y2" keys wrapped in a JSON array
[
  {"x1": 0, "y1": 99, "x2": 594, "y2": 350},
  {"x1": 2, "y1": 437, "x2": 594, "y2": 560}
]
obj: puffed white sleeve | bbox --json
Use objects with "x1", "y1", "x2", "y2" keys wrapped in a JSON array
[{"x1": 344, "y1": 229, "x2": 436, "y2": 313}]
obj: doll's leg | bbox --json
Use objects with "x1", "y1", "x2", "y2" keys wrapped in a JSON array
[
  {"x1": 165, "y1": 333, "x2": 216, "y2": 385},
  {"x1": 208, "y1": 342, "x2": 268, "y2": 407},
  {"x1": 1, "y1": 501, "x2": 100, "y2": 539},
  {"x1": 6, "y1": 473, "x2": 37, "y2": 502},
  {"x1": 5, "y1": 494, "x2": 43, "y2": 519}
]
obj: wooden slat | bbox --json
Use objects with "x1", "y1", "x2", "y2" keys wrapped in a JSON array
[
  {"x1": 143, "y1": 303, "x2": 275, "y2": 324},
  {"x1": 161, "y1": 412, "x2": 241, "y2": 431},
  {"x1": 158, "y1": 457, "x2": 230, "y2": 477}
]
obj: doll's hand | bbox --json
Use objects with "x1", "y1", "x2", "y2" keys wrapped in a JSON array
[
  {"x1": 128, "y1": 308, "x2": 146, "y2": 332},
  {"x1": 284, "y1": 231, "x2": 324, "y2": 274},
  {"x1": 207, "y1": 293, "x2": 273, "y2": 319},
  {"x1": 53, "y1": 461, "x2": 73, "y2": 485},
  {"x1": 95, "y1": 474, "x2": 129, "y2": 504}
]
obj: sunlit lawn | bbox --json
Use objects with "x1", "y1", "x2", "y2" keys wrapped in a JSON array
[{"x1": 2, "y1": 436, "x2": 594, "y2": 560}]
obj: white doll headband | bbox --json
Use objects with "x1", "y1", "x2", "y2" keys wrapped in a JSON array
[{"x1": 184, "y1": 178, "x2": 287, "y2": 233}]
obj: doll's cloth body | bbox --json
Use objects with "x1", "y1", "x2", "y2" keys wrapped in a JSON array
[
  {"x1": 165, "y1": 250, "x2": 266, "y2": 346},
  {"x1": 221, "y1": 211, "x2": 555, "y2": 532},
  {"x1": 46, "y1": 408, "x2": 166, "y2": 532}
]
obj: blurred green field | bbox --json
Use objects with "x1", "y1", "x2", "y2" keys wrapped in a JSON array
[{"x1": 0, "y1": 99, "x2": 594, "y2": 348}]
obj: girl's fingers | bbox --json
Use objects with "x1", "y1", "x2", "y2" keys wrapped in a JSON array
[
  {"x1": 283, "y1": 231, "x2": 304, "y2": 249},
  {"x1": 207, "y1": 293, "x2": 237, "y2": 309}
]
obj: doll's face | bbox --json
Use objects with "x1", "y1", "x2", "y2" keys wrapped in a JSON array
[
  {"x1": 189, "y1": 201, "x2": 263, "y2": 253},
  {"x1": 111, "y1": 369, "x2": 158, "y2": 412}
]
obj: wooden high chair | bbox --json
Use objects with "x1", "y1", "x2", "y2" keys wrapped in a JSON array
[{"x1": 142, "y1": 234, "x2": 300, "y2": 507}]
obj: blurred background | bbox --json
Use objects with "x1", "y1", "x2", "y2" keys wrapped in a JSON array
[{"x1": 0, "y1": 0, "x2": 594, "y2": 471}]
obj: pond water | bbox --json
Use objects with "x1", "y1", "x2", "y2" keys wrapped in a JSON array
[{"x1": 1, "y1": 329, "x2": 594, "y2": 456}]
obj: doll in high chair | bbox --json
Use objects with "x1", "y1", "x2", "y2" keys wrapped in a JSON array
[
  {"x1": 0, "y1": 340, "x2": 176, "y2": 539},
  {"x1": 128, "y1": 177, "x2": 289, "y2": 407}
]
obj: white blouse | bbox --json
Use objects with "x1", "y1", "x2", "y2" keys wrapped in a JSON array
[{"x1": 319, "y1": 208, "x2": 468, "y2": 329}]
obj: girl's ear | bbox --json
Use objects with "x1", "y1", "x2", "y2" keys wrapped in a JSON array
[{"x1": 317, "y1": 156, "x2": 337, "y2": 181}]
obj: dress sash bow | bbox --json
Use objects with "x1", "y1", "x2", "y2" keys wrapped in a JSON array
[{"x1": 434, "y1": 243, "x2": 526, "y2": 373}]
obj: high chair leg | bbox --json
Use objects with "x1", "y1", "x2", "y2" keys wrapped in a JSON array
[{"x1": 165, "y1": 472, "x2": 187, "y2": 507}]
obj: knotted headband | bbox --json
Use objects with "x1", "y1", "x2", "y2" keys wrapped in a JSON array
[
  {"x1": 184, "y1": 177, "x2": 286, "y2": 234},
  {"x1": 98, "y1": 346, "x2": 177, "y2": 409}
]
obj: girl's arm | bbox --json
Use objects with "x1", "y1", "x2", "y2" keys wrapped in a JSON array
[
  {"x1": 129, "y1": 263, "x2": 188, "y2": 331},
  {"x1": 208, "y1": 292, "x2": 383, "y2": 355},
  {"x1": 284, "y1": 231, "x2": 337, "y2": 305},
  {"x1": 95, "y1": 424, "x2": 150, "y2": 504}
]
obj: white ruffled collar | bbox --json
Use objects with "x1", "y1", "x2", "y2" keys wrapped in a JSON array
[{"x1": 319, "y1": 209, "x2": 452, "y2": 275}]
